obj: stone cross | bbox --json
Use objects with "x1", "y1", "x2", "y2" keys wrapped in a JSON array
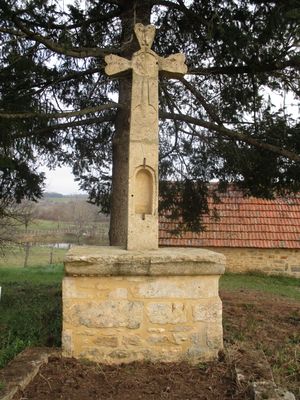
[{"x1": 105, "y1": 23, "x2": 187, "y2": 250}]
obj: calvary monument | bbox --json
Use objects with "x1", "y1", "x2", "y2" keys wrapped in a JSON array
[{"x1": 62, "y1": 23, "x2": 225, "y2": 364}]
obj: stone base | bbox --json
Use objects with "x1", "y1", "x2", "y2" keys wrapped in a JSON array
[{"x1": 62, "y1": 246, "x2": 225, "y2": 364}]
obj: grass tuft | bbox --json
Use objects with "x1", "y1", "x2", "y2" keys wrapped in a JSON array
[{"x1": 0, "y1": 264, "x2": 63, "y2": 367}]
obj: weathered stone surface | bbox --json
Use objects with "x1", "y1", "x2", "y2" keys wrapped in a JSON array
[
  {"x1": 137, "y1": 277, "x2": 218, "y2": 299},
  {"x1": 63, "y1": 277, "x2": 110, "y2": 300},
  {"x1": 65, "y1": 246, "x2": 225, "y2": 277},
  {"x1": 66, "y1": 300, "x2": 143, "y2": 329},
  {"x1": 190, "y1": 332, "x2": 206, "y2": 347},
  {"x1": 185, "y1": 347, "x2": 206, "y2": 361},
  {"x1": 275, "y1": 388, "x2": 296, "y2": 400},
  {"x1": 63, "y1": 252, "x2": 224, "y2": 364},
  {"x1": 109, "y1": 350, "x2": 129, "y2": 359},
  {"x1": 0, "y1": 348, "x2": 59, "y2": 400},
  {"x1": 147, "y1": 334, "x2": 170, "y2": 345},
  {"x1": 63, "y1": 278, "x2": 95, "y2": 299},
  {"x1": 149, "y1": 347, "x2": 183, "y2": 362},
  {"x1": 172, "y1": 333, "x2": 189, "y2": 344},
  {"x1": 193, "y1": 300, "x2": 222, "y2": 322},
  {"x1": 186, "y1": 332, "x2": 216, "y2": 361},
  {"x1": 61, "y1": 330, "x2": 72, "y2": 356},
  {"x1": 147, "y1": 303, "x2": 187, "y2": 324},
  {"x1": 108, "y1": 288, "x2": 128, "y2": 299},
  {"x1": 147, "y1": 327, "x2": 166, "y2": 333},
  {"x1": 105, "y1": 24, "x2": 187, "y2": 251},
  {"x1": 171, "y1": 326, "x2": 193, "y2": 332},
  {"x1": 206, "y1": 323, "x2": 223, "y2": 349},
  {"x1": 94, "y1": 336, "x2": 119, "y2": 347},
  {"x1": 122, "y1": 335, "x2": 142, "y2": 346},
  {"x1": 251, "y1": 380, "x2": 296, "y2": 400},
  {"x1": 291, "y1": 266, "x2": 300, "y2": 272}
]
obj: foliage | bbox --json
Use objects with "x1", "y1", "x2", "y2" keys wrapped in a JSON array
[
  {"x1": 0, "y1": 0, "x2": 299, "y2": 234},
  {"x1": 0, "y1": 265, "x2": 63, "y2": 367}
]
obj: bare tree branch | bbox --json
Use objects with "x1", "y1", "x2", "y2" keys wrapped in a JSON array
[
  {"x1": 32, "y1": 67, "x2": 103, "y2": 96},
  {"x1": 0, "y1": 26, "x2": 26, "y2": 37},
  {"x1": 179, "y1": 77, "x2": 223, "y2": 125},
  {"x1": 160, "y1": 111, "x2": 300, "y2": 162},
  {"x1": 12, "y1": 17, "x2": 119, "y2": 58},
  {"x1": 151, "y1": 0, "x2": 208, "y2": 26},
  {"x1": 188, "y1": 57, "x2": 300, "y2": 76},
  {"x1": 13, "y1": 115, "x2": 116, "y2": 139},
  {"x1": 18, "y1": 9, "x2": 121, "y2": 30},
  {"x1": 0, "y1": 103, "x2": 120, "y2": 120}
]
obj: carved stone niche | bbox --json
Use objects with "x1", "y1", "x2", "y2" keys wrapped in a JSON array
[{"x1": 134, "y1": 166, "x2": 155, "y2": 215}]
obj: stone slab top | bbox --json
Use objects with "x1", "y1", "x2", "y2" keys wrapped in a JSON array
[
  {"x1": 64, "y1": 246, "x2": 225, "y2": 277},
  {"x1": 0, "y1": 347, "x2": 60, "y2": 400}
]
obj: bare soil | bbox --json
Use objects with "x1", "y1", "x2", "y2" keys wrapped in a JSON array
[{"x1": 13, "y1": 290, "x2": 300, "y2": 400}]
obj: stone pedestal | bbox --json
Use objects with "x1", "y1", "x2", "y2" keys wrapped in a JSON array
[{"x1": 62, "y1": 246, "x2": 225, "y2": 364}]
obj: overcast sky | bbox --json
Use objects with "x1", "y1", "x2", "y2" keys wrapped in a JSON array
[{"x1": 41, "y1": 166, "x2": 84, "y2": 195}]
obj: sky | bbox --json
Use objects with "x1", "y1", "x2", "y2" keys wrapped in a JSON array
[{"x1": 41, "y1": 166, "x2": 85, "y2": 195}]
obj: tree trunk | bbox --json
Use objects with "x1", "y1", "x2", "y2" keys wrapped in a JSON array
[{"x1": 109, "y1": 0, "x2": 152, "y2": 246}]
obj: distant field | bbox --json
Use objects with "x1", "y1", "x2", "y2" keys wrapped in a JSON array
[
  {"x1": 0, "y1": 246, "x2": 67, "y2": 268},
  {"x1": 29, "y1": 219, "x2": 110, "y2": 232},
  {"x1": 16, "y1": 219, "x2": 110, "y2": 245},
  {"x1": 18, "y1": 219, "x2": 109, "y2": 231},
  {"x1": 19, "y1": 219, "x2": 72, "y2": 231},
  {"x1": 41, "y1": 195, "x2": 88, "y2": 203}
]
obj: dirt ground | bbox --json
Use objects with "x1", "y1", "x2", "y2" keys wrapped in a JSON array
[{"x1": 13, "y1": 290, "x2": 300, "y2": 400}]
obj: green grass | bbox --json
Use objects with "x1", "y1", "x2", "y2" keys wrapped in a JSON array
[
  {"x1": 0, "y1": 246, "x2": 67, "y2": 268},
  {"x1": 0, "y1": 265, "x2": 63, "y2": 368},
  {"x1": 220, "y1": 272, "x2": 300, "y2": 301},
  {"x1": 0, "y1": 268, "x2": 299, "y2": 370},
  {"x1": 0, "y1": 264, "x2": 64, "y2": 284},
  {"x1": 16, "y1": 219, "x2": 73, "y2": 232},
  {"x1": 31, "y1": 219, "x2": 71, "y2": 231}
]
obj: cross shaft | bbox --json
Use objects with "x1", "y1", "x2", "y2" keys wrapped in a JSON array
[{"x1": 105, "y1": 23, "x2": 187, "y2": 250}]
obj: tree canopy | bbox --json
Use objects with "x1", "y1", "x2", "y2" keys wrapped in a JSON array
[{"x1": 0, "y1": 0, "x2": 299, "y2": 237}]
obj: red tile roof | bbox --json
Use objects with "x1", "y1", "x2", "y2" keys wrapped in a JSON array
[{"x1": 159, "y1": 188, "x2": 300, "y2": 249}]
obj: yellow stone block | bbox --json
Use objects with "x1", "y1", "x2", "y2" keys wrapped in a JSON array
[{"x1": 63, "y1": 246, "x2": 225, "y2": 364}]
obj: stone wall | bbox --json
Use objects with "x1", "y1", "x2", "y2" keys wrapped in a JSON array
[
  {"x1": 205, "y1": 247, "x2": 300, "y2": 278},
  {"x1": 62, "y1": 246, "x2": 225, "y2": 364},
  {"x1": 63, "y1": 275, "x2": 223, "y2": 364}
]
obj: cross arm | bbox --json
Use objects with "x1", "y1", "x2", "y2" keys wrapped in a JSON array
[
  {"x1": 158, "y1": 53, "x2": 187, "y2": 78},
  {"x1": 105, "y1": 54, "x2": 132, "y2": 77}
]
